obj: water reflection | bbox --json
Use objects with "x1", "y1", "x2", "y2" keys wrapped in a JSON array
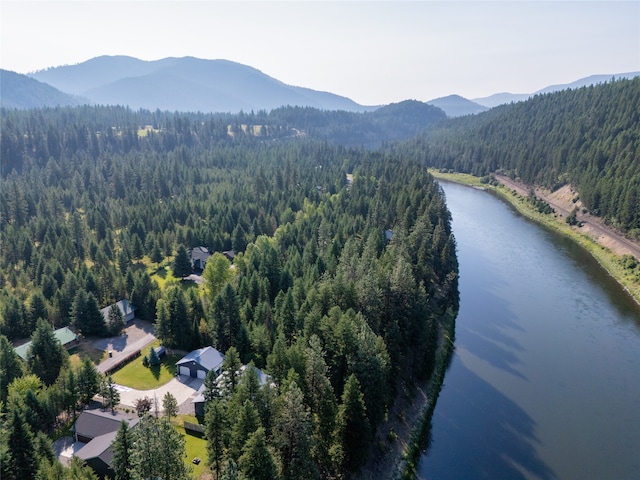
[
  {"x1": 420, "y1": 360, "x2": 556, "y2": 480},
  {"x1": 419, "y1": 181, "x2": 640, "y2": 479}
]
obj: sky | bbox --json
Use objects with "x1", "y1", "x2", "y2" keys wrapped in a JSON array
[{"x1": 1, "y1": 1, "x2": 639, "y2": 105}]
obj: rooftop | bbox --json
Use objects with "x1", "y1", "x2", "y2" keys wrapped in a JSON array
[
  {"x1": 14, "y1": 326, "x2": 78, "y2": 361},
  {"x1": 176, "y1": 346, "x2": 225, "y2": 372}
]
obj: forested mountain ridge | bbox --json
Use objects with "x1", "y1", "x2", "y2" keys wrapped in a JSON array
[
  {"x1": 267, "y1": 101, "x2": 446, "y2": 147},
  {"x1": 0, "y1": 105, "x2": 458, "y2": 479},
  {"x1": 473, "y1": 71, "x2": 640, "y2": 107},
  {"x1": 0, "y1": 69, "x2": 86, "y2": 109},
  {"x1": 0, "y1": 100, "x2": 446, "y2": 170},
  {"x1": 397, "y1": 77, "x2": 640, "y2": 236}
]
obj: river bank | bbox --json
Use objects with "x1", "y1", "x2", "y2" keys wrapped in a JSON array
[
  {"x1": 353, "y1": 309, "x2": 457, "y2": 480},
  {"x1": 429, "y1": 170, "x2": 640, "y2": 306}
]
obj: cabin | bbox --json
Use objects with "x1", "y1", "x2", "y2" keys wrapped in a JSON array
[
  {"x1": 100, "y1": 299, "x2": 136, "y2": 324},
  {"x1": 176, "y1": 346, "x2": 224, "y2": 379},
  {"x1": 14, "y1": 326, "x2": 78, "y2": 361}
]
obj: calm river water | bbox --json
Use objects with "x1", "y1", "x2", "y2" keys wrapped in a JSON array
[{"x1": 418, "y1": 181, "x2": 640, "y2": 480}]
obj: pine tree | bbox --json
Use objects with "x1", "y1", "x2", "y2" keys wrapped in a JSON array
[
  {"x1": 238, "y1": 427, "x2": 278, "y2": 480},
  {"x1": 213, "y1": 284, "x2": 249, "y2": 358},
  {"x1": 131, "y1": 234, "x2": 144, "y2": 261},
  {"x1": 100, "y1": 375, "x2": 120, "y2": 412},
  {"x1": 162, "y1": 391, "x2": 178, "y2": 421},
  {"x1": 205, "y1": 399, "x2": 229, "y2": 480},
  {"x1": 150, "y1": 240, "x2": 163, "y2": 265},
  {"x1": 71, "y1": 290, "x2": 106, "y2": 337},
  {"x1": 112, "y1": 421, "x2": 133, "y2": 480},
  {"x1": 148, "y1": 345, "x2": 160, "y2": 366},
  {"x1": 173, "y1": 244, "x2": 192, "y2": 279},
  {"x1": 0, "y1": 334, "x2": 24, "y2": 404},
  {"x1": 332, "y1": 374, "x2": 371, "y2": 471},
  {"x1": 220, "y1": 458, "x2": 239, "y2": 480},
  {"x1": 305, "y1": 335, "x2": 337, "y2": 471},
  {"x1": 27, "y1": 317, "x2": 68, "y2": 386},
  {"x1": 107, "y1": 303, "x2": 125, "y2": 336},
  {"x1": 229, "y1": 399, "x2": 261, "y2": 460},
  {"x1": 274, "y1": 381, "x2": 317, "y2": 480},
  {"x1": 27, "y1": 290, "x2": 49, "y2": 331},
  {"x1": 77, "y1": 357, "x2": 100, "y2": 406},
  {"x1": 221, "y1": 346, "x2": 242, "y2": 395},
  {"x1": 130, "y1": 415, "x2": 191, "y2": 480},
  {"x1": 6, "y1": 400, "x2": 38, "y2": 479}
]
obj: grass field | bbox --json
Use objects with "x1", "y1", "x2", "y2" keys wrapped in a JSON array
[
  {"x1": 173, "y1": 414, "x2": 209, "y2": 478},
  {"x1": 151, "y1": 264, "x2": 202, "y2": 293},
  {"x1": 111, "y1": 341, "x2": 180, "y2": 389}
]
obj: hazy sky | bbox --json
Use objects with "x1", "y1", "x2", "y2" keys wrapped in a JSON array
[{"x1": 1, "y1": 1, "x2": 638, "y2": 105}]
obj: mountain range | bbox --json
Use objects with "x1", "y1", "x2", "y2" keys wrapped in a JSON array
[
  {"x1": 473, "y1": 72, "x2": 640, "y2": 107},
  {"x1": 26, "y1": 56, "x2": 369, "y2": 114},
  {"x1": 1, "y1": 55, "x2": 637, "y2": 116}
]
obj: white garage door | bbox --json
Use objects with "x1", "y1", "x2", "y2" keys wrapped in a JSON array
[
  {"x1": 197, "y1": 369, "x2": 206, "y2": 379},
  {"x1": 179, "y1": 366, "x2": 190, "y2": 377}
]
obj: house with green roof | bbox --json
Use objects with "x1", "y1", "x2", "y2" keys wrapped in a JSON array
[{"x1": 14, "y1": 326, "x2": 79, "y2": 361}]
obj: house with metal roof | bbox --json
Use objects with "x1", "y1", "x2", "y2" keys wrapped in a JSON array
[{"x1": 14, "y1": 326, "x2": 78, "y2": 361}]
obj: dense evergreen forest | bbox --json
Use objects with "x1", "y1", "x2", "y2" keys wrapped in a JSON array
[
  {"x1": 394, "y1": 77, "x2": 640, "y2": 237},
  {"x1": 0, "y1": 104, "x2": 458, "y2": 479}
]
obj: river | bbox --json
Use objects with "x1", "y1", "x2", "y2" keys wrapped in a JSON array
[{"x1": 418, "y1": 181, "x2": 640, "y2": 480}]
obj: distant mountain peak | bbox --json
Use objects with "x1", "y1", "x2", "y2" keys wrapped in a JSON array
[
  {"x1": 426, "y1": 94, "x2": 488, "y2": 117},
  {"x1": 28, "y1": 56, "x2": 371, "y2": 113}
]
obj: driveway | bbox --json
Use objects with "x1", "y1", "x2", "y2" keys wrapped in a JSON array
[
  {"x1": 95, "y1": 320, "x2": 156, "y2": 374},
  {"x1": 114, "y1": 375, "x2": 203, "y2": 413}
]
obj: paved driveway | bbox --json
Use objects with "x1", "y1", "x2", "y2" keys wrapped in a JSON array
[
  {"x1": 95, "y1": 320, "x2": 156, "y2": 374},
  {"x1": 115, "y1": 375, "x2": 203, "y2": 413}
]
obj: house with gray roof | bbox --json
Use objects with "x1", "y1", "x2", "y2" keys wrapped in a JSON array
[
  {"x1": 190, "y1": 246, "x2": 211, "y2": 272},
  {"x1": 101, "y1": 299, "x2": 136, "y2": 324},
  {"x1": 176, "y1": 346, "x2": 225, "y2": 379},
  {"x1": 72, "y1": 409, "x2": 139, "y2": 478},
  {"x1": 191, "y1": 364, "x2": 270, "y2": 417}
]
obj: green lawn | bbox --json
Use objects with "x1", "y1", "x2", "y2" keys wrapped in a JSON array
[
  {"x1": 111, "y1": 344, "x2": 181, "y2": 389},
  {"x1": 151, "y1": 264, "x2": 202, "y2": 293},
  {"x1": 174, "y1": 415, "x2": 209, "y2": 479}
]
